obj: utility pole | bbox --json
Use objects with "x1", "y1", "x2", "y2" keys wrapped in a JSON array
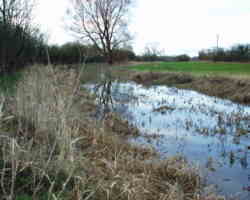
[
  {"x1": 214, "y1": 34, "x2": 220, "y2": 62},
  {"x1": 216, "y1": 34, "x2": 220, "y2": 52}
]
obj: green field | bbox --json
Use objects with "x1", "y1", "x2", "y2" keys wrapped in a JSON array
[{"x1": 129, "y1": 62, "x2": 250, "y2": 76}]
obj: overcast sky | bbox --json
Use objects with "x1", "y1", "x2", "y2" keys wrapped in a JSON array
[{"x1": 35, "y1": 0, "x2": 250, "y2": 56}]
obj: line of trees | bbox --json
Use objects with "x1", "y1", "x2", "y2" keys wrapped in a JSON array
[
  {"x1": 3, "y1": 0, "x2": 250, "y2": 75},
  {"x1": 134, "y1": 43, "x2": 191, "y2": 62},
  {"x1": 199, "y1": 44, "x2": 250, "y2": 62},
  {"x1": 135, "y1": 54, "x2": 191, "y2": 62},
  {"x1": 0, "y1": 0, "x2": 135, "y2": 73},
  {"x1": 0, "y1": 0, "x2": 47, "y2": 73},
  {"x1": 47, "y1": 43, "x2": 136, "y2": 65}
]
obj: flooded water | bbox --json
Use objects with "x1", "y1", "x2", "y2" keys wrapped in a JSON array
[{"x1": 85, "y1": 81, "x2": 250, "y2": 200}]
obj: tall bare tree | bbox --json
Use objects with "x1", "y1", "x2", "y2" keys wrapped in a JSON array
[{"x1": 68, "y1": 0, "x2": 132, "y2": 65}]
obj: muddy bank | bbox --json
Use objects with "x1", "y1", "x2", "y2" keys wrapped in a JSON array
[{"x1": 131, "y1": 71, "x2": 250, "y2": 104}]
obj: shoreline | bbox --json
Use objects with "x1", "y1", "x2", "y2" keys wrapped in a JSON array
[{"x1": 113, "y1": 68, "x2": 250, "y2": 105}]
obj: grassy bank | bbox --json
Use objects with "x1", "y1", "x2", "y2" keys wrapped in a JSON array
[
  {"x1": 109, "y1": 61, "x2": 250, "y2": 105},
  {"x1": 129, "y1": 71, "x2": 250, "y2": 105},
  {"x1": 129, "y1": 61, "x2": 250, "y2": 76},
  {"x1": 0, "y1": 65, "x2": 221, "y2": 200}
]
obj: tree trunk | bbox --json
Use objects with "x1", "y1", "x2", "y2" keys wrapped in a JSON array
[{"x1": 107, "y1": 51, "x2": 113, "y2": 65}]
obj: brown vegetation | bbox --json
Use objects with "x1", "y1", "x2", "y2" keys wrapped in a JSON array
[
  {"x1": 131, "y1": 71, "x2": 250, "y2": 105},
  {"x1": 0, "y1": 65, "x2": 223, "y2": 200}
]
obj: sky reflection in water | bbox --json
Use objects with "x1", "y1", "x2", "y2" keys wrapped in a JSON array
[{"x1": 86, "y1": 81, "x2": 250, "y2": 200}]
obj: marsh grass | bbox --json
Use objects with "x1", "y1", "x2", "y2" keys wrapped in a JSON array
[{"x1": 0, "y1": 65, "x2": 223, "y2": 200}]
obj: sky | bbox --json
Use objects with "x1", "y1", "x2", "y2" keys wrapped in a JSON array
[{"x1": 35, "y1": 0, "x2": 250, "y2": 56}]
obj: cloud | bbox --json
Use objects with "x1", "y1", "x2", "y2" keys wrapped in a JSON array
[
  {"x1": 35, "y1": 0, "x2": 73, "y2": 44},
  {"x1": 131, "y1": 0, "x2": 250, "y2": 55}
]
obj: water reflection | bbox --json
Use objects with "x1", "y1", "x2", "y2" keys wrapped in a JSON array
[{"x1": 85, "y1": 81, "x2": 250, "y2": 200}]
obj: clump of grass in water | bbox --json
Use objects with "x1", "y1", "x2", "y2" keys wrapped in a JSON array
[
  {"x1": 0, "y1": 65, "x2": 224, "y2": 200},
  {"x1": 236, "y1": 128, "x2": 249, "y2": 136}
]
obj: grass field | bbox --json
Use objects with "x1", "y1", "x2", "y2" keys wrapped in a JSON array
[{"x1": 129, "y1": 61, "x2": 250, "y2": 76}]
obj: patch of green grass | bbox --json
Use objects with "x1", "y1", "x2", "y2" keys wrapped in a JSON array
[
  {"x1": 129, "y1": 62, "x2": 250, "y2": 76},
  {"x1": 0, "y1": 71, "x2": 22, "y2": 93},
  {"x1": 16, "y1": 195, "x2": 33, "y2": 200}
]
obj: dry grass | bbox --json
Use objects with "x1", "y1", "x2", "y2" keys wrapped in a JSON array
[
  {"x1": 0, "y1": 65, "x2": 224, "y2": 200},
  {"x1": 130, "y1": 71, "x2": 250, "y2": 105}
]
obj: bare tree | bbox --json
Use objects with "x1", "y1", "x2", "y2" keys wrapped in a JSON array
[
  {"x1": 142, "y1": 42, "x2": 165, "y2": 61},
  {"x1": 0, "y1": 0, "x2": 34, "y2": 27},
  {"x1": 68, "y1": 0, "x2": 132, "y2": 65}
]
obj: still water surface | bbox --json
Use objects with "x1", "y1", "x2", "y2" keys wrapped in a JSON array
[{"x1": 85, "y1": 81, "x2": 250, "y2": 199}]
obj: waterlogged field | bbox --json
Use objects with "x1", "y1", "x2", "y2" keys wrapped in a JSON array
[
  {"x1": 129, "y1": 62, "x2": 250, "y2": 76},
  {"x1": 86, "y1": 81, "x2": 250, "y2": 200}
]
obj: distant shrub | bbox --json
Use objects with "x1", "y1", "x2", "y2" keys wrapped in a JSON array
[
  {"x1": 199, "y1": 44, "x2": 250, "y2": 62},
  {"x1": 47, "y1": 43, "x2": 136, "y2": 64},
  {"x1": 175, "y1": 54, "x2": 191, "y2": 62}
]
